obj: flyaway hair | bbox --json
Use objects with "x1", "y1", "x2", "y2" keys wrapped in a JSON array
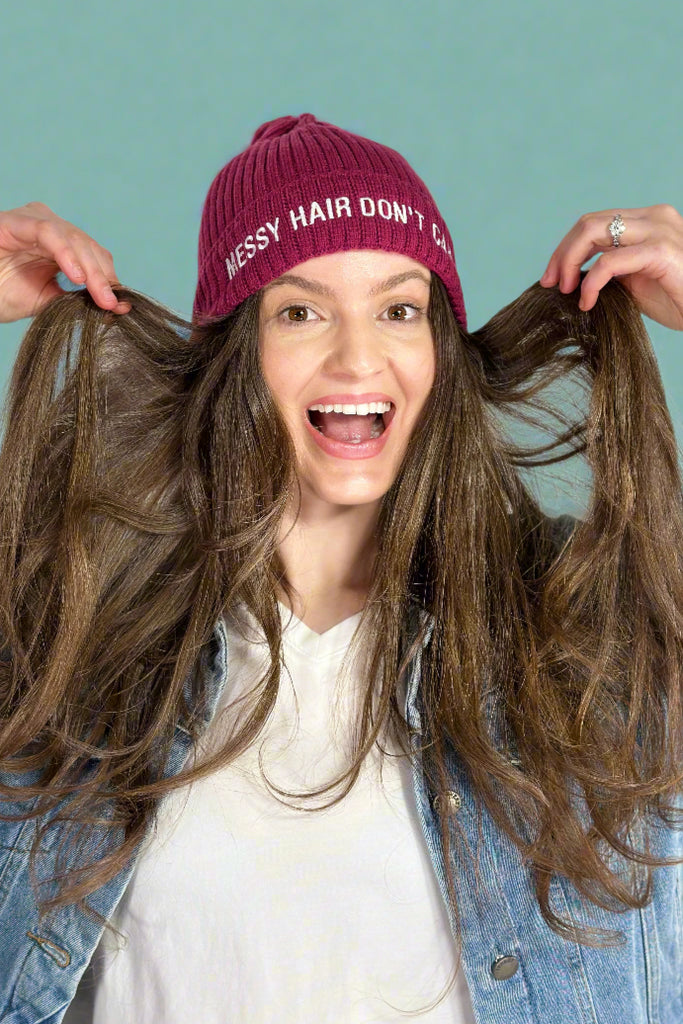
[{"x1": 0, "y1": 272, "x2": 682, "y2": 966}]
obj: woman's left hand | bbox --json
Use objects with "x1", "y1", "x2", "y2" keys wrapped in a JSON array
[{"x1": 539, "y1": 204, "x2": 683, "y2": 331}]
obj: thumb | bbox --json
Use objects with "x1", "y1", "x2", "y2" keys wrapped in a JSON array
[{"x1": 28, "y1": 280, "x2": 68, "y2": 318}]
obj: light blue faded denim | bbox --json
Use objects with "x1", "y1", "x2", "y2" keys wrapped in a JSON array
[{"x1": 0, "y1": 516, "x2": 681, "y2": 1023}]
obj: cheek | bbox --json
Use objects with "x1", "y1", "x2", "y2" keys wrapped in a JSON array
[
  {"x1": 408, "y1": 346, "x2": 437, "y2": 409},
  {"x1": 258, "y1": 341, "x2": 279, "y2": 399},
  {"x1": 259, "y1": 343, "x2": 301, "y2": 415}
]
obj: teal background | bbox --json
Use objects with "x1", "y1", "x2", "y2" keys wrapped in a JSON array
[{"x1": 1, "y1": 0, "x2": 681, "y2": 513}]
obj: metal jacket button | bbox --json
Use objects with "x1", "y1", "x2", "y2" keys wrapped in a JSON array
[
  {"x1": 432, "y1": 790, "x2": 462, "y2": 815},
  {"x1": 491, "y1": 955, "x2": 519, "y2": 980}
]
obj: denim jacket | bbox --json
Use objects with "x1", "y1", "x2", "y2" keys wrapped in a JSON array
[{"x1": 1, "y1": 516, "x2": 682, "y2": 1023}]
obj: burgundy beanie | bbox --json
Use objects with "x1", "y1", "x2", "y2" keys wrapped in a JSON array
[{"x1": 192, "y1": 113, "x2": 467, "y2": 330}]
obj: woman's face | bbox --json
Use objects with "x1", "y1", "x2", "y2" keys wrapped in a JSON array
[{"x1": 258, "y1": 249, "x2": 435, "y2": 512}]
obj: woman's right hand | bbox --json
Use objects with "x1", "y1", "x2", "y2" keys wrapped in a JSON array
[{"x1": 0, "y1": 202, "x2": 131, "y2": 323}]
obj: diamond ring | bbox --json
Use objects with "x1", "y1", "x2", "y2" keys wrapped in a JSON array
[{"x1": 608, "y1": 213, "x2": 626, "y2": 247}]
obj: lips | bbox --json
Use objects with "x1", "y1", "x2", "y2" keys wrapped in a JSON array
[{"x1": 302, "y1": 393, "x2": 397, "y2": 460}]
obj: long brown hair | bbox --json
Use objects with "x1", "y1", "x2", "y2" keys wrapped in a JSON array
[{"x1": 1, "y1": 270, "x2": 682, "y2": 962}]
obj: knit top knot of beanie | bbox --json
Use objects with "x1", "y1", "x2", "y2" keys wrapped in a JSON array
[{"x1": 192, "y1": 113, "x2": 467, "y2": 330}]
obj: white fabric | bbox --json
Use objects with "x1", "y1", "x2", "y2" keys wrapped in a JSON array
[{"x1": 88, "y1": 603, "x2": 476, "y2": 1023}]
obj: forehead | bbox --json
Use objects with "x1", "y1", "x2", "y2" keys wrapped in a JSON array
[{"x1": 262, "y1": 250, "x2": 431, "y2": 301}]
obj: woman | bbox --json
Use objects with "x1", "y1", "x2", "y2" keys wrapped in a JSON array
[{"x1": 1, "y1": 113, "x2": 683, "y2": 1023}]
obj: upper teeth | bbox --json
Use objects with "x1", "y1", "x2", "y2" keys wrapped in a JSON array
[{"x1": 307, "y1": 401, "x2": 392, "y2": 415}]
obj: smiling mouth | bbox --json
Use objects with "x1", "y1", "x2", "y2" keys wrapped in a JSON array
[
  {"x1": 305, "y1": 403, "x2": 395, "y2": 444},
  {"x1": 308, "y1": 410, "x2": 386, "y2": 440}
]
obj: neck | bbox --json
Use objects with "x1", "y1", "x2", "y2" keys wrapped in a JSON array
[{"x1": 276, "y1": 498, "x2": 379, "y2": 632}]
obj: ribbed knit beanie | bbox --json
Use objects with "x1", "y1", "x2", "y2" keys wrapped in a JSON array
[{"x1": 193, "y1": 113, "x2": 467, "y2": 330}]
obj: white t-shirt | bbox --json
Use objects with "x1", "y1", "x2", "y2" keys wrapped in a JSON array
[{"x1": 72, "y1": 603, "x2": 476, "y2": 1023}]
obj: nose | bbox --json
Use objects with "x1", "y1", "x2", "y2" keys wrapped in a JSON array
[{"x1": 322, "y1": 318, "x2": 387, "y2": 379}]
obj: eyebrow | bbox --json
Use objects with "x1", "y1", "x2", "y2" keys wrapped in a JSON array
[{"x1": 262, "y1": 269, "x2": 431, "y2": 299}]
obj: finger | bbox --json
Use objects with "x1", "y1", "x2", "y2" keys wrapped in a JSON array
[
  {"x1": 576, "y1": 243, "x2": 668, "y2": 311},
  {"x1": 30, "y1": 278, "x2": 68, "y2": 317},
  {"x1": 53, "y1": 243, "x2": 116, "y2": 307},
  {"x1": 54, "y1": 241, "x2": 131, "y2": 314},
  {"x1": 541, "y1": 237, "x2": 606, "y2": 292},
  {"x1": 540, "y1": 210, "x2": 651, "y2": 290},
  {"x1": 89, "y1": 243, "x2": 132, "y2": 314},
  {"x1": 88, "y1": 246, "x2": 132, "y2": 314},
  {"x1": 16, "y1": 215, "x2": 131, "y2": 314}
]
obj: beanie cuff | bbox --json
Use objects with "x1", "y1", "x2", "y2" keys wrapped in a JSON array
[{"x1": 193, "y1": 169, "x2": 466, "y2": 329}]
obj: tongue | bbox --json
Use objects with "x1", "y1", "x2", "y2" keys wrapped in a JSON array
[{"x1": 314, "y1": 412, "x2": 377, "y2": 443}]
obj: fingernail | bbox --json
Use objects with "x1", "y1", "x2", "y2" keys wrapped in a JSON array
[{"x1": 71, "y1": 264, "x2": 85, "y2": 279}]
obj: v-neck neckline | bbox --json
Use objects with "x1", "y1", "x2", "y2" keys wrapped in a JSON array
[{"x1": 277, "y1": 601, "x2": 363, "y2": 660}]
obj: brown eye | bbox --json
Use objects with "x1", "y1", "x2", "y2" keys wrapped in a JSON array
[
  {"x1": 387, "y1": 304, "x2": 410, "y2": 320},
  {"x1": 286, "y1": 306, "x2": 308, "y2": 322}
]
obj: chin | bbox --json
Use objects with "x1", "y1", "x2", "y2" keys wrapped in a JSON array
[{"x1": 301, "y1": 475, "x2": 394, "y2": 510}]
